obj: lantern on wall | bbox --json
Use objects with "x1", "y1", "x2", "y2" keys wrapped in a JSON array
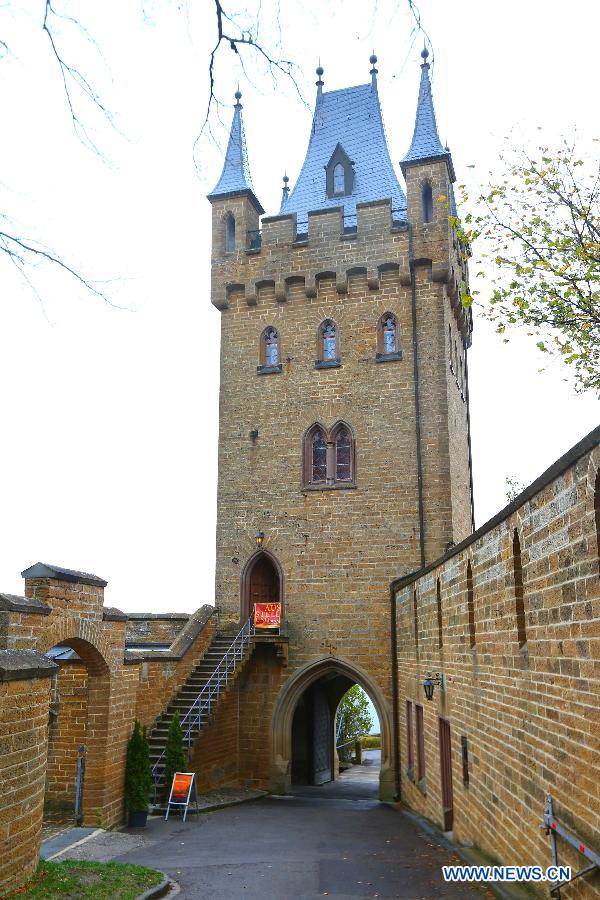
[
  {"x1": 255, "y1": 530, "x2": 265, "y2": 549},
  {"x1": 422, "y1": 672, "x2": 445, "y2": 701}
]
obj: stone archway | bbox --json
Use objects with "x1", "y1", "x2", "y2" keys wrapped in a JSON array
[
  {"x1": 39, "y1": 627, "x2": 113, "y2": 827},
  {"x1": 271, "y1": 656, "x2": 394, "y2": 800}
]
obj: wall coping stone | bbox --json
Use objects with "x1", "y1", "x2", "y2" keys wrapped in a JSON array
[
  {"x1": 392, "y1": 423, "x2": 600, "y2": 591},
  {"x1": 102, "y1": 607, "x2": 127, "y2": 621},
  {"x1": 0, "y1": 593, "x2": 51, "y2": 615},
  {"x1": 0, "y1": 649, "x2": 58, "y2": 681},
  {"x1": 125, "y1": 613, "x2": 190, "y2": 621},
  {"x1": 123, "y1": 605, "x2": 216, "y2": 664},
  {"x1": 21, "y1": 562, "x2": 107, "y2": 587}
]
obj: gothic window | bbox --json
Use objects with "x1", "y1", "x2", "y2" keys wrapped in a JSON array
[
  {"x1": 303, "y1": 422, "x2": 355, "y2": 488},
  {"x1": 376, "y1": 312, "x2": 401, "y2": 361},
  {"x1": 422, "y1": 182, "x2": 433, "y2": 223},
  {"x1": 513, "y1": 529, "x2": 527, "y2": 648},
  {"x1": 333, "y1": 163, "x2": 345, "y2": 195},
  {"x1": 225, "y1": 213, "x2": 235, "y2": 252},
  {"x1": 310, "y1": 428, "x2": 327, "y2": 484},
  {"x1": 316, "y1": 319, "x2": 340, "y2": 368},
  {"x1": 257, "y1": 326, "x2": 282, "y2": 374},
  {"x1": 325, "y1": 144, "x2": 354, "y2": 199}
]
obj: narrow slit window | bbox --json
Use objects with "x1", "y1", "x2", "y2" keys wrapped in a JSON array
[
  {"x1": 513, "y1": 529, "x2": 527, "y2": 648},
  {"x1": 436, "y1": 579, "x2": 443, "y2": 650},
  {"x1": 416, "y1": 704, "x2": 425, "y2": 781},
  {"x1": 413, "y1": 589, "x2": 419, "y2": 654},
  {"x1": 311, "y1": 430, "x2": 327, "y2": 484},
  {"x1": 467, "y1": 560, "x2": 475, "y2": 648},
  {"x1": 225, "y1": 213, "x2": 235, "y2": 252},
  {"x1": 422, "y1": 183, "x2": 433, "y2": 222},
  {"x1": 406, "y1": 700, "x2": 414, "y2": 776}
]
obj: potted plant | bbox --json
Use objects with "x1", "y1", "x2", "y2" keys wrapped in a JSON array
[
  {"x1": 125, "y1": 719, "x2": 152, "y2": 827},
  {"x1": 162, "y1": 711, "x2": 187, "y2": 802}
]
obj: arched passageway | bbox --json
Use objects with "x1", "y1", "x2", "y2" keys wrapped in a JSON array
[
  {"x1": 43, "y1": 638, "x2": 111, "y2": 827},
  {"x1": 272, "y1": 657, "x2": 394, "y2": 800}
]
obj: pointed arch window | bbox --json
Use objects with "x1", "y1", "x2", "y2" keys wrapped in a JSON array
[
  {"x1": 303, "y1": 422, "x2": 355, "y2": 489},
  {"x1": 225, "y1": 213, "x2": 236, "y2": 252},
  {"x1": 257, "y1": 326, "x2": 282, "y2": 374},
  {"x1": 325, "y1": 144, "x2": 354, "y2": 199},
  {"x1": 376, "y1": 312, "x2": 402, "y2": 362},
  {"x1": 333, "y1": 164, "x2": 345, "y2": 195},
  {"x1": 315, "y1": 319, "x2": 341, "y2": 368},
  {"x1": 422, "y1": 182, "x2": 433, "y2": 223}
]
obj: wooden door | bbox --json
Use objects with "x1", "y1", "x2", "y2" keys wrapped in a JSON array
[
  {"x1": 438, "y1": 717, "x2": 454, "y2": 831},
  {"x1": 249, "y1": 556, "x2": 278, "y2": 612}
]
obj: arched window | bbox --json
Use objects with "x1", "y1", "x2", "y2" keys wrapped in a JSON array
[
  {"x1": 333, "y1": 163, "x2": 345, "y2": 195},
  {"x1": 316, "y1": 319, "x2": 340, "y2": 367},
  {"x1": 422, "y1": 182, "x2": 433, "y2": 223},
  {"x1": 513, "y1": 529, "x2": 527, "y2": 648},
  {"x1": 437, "y1": 578, "x2": 443, "y2": 649},
  {"x1": 303, "y1": 422, "x2": 355, "y2": 488},
  {"x1": 466, "y1": 560, "x2": 475, "y2": 649},
  {"x1": 376, "y1": 312, "x2": 400, "y2": 361},
  {"x1": 258, "y1": 326, "x2": 282, "y2": 374},
  {"x1": 310, "y1": 428, "x2": 327, "y2": 484},
  {"x1": 225, "y1": 213, "x2": 235, "y2": 252},
  {"x1": 333, "y1": 426, "x2": 352, "y2": 482}
]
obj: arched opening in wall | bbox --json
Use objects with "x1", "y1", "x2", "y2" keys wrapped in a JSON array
[
  {"x1": 422, "y1": 182, "x2": 433, "y2": 223},
  {"x1": 272, "y1": 658, "x2": 393, "y2": 801},
  {"x1": 225, "y1": 213, "x2": 235, "y2": 252},
  {"x1": 241, "y1": 550, "x2": 283, "y2": 622},
  {"x1": 43, "y1": 638, "x2": 110, "y2": 829}
]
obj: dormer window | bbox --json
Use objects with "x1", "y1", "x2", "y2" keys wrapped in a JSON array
[{"x1": 325, "y1": 144, "x2": 354, "y2": 199}]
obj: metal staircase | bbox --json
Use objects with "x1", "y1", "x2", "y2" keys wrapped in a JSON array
[{"x1": 149, "y1": 617, "x2": 256, "y2": 797}]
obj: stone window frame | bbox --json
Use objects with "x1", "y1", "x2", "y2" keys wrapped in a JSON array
[
  {"x1": 325, "y1": 143, "x2": 354, "y2": 199},
  {"x1": 376, "y1": 311, "x2": 402, "y2": 362},
  {"x1": 421, "y1": 180, "x2": 434, "y2": 223},
  {"x1": 257, "y1": 325, "x2": 283, "y2": 375},
  {"x1": 315, "y1": 318, "x2": 341, "y2": 369},
  {"x1": 302, "y1": 420, "x2": 356, "y2": 490}
]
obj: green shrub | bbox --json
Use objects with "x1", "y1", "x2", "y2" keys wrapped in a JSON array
[
  {"x1": 125, "y1": 720, "x2": 152, "y2": 812},
  {"x1": 162, "y1": 711, "x2": 187, "y2": 800},
  {"x1": 360, "y1": 734, "x2": 381, "y2": 749}
]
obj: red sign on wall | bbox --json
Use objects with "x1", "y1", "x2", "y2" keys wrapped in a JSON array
[{"x1": 254, "y1": 602, "x2": 281, "y2": 629}]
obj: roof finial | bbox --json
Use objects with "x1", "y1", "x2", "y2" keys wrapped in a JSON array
[
  {"x1": 370, "y1": 52, "x2": 378, "y2": 87},
  {"x1": 420, "y1": 45, "x2": 429, "y2": 68},
  {"x1": 234, "y1": 85, "x2": 242, "y2": 108},
  {"x1": 316, "y1": 60, "x2": 324, "y2": 99},
  {"x1": 281, "y1": 172, "x2": 290, "y2": 205}
]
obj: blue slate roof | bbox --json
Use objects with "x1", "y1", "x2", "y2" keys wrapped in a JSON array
[
  {"x1": 281, "y1": 82, "x2": 406, "y2": 228},
  {"x1": 401, "y1": 55, "x2": 452, "y2": 174},
  {"x1": 207, "y1": 95, "x2": 264, "y2": 213}
]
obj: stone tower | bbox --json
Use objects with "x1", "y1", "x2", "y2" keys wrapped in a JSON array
[{"x1": 206, "y1": 53, "x2": 473, "y2": 797}]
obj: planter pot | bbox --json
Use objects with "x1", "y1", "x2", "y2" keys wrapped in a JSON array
[{"x1": 128, "y1": 810, "x2": 148, "y2": 828}]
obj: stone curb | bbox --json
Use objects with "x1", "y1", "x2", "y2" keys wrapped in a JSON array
[
  {"x1": 149, "y1": 789, "x2": 267, "y2": 818},
  {"x1": 136, "y1": 872, "x2": 175, "y2": 900}
]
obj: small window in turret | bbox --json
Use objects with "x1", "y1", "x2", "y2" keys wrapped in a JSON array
[
  {"x1": 333, "y1": 164, "x2": 345, "y2": 195},
  {"x1": 325, "y1": 144, "x2": 354, "y2": 199},
  {"x1": 422, "y1": 183, "x2": 433, "y2": 223},
  {"x1": 225, "y1": 213, "x2": 236, "y2": 252}
]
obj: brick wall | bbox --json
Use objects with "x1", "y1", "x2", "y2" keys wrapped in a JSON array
[
  {"x1": 44, "y1": 661, "x2": 87, "y2": 811},
  {"x1": 125, "y1": 614, "x2": 189, "y2": 645},
  {"x1": 0, "y1": 652, "x2": 56, "y2": 898},
  {"x1": 393, "y1": 428, "x2": 600, "y2": 898}
]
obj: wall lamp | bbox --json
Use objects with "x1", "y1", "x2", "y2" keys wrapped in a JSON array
[
  {"x1": 255, "y1": 530, "x2": 265, "y2": 549},
  {"x1": 423, "y1": 672, "x2": 445, "y2": 701}
]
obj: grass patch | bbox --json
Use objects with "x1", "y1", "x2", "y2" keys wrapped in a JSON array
[
  {"x1": 360, "y1": 734, "x2": 381, "y2": 749},
  {"x1": 8, "y1": 860, "x2": 163, "y2": 899}
]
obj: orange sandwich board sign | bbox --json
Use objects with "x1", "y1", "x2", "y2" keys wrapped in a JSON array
[
  {"x1": 254, "y1": 602, "x2": 281, "y2": 629},
  {"x1": 165, "y1": 772, "x2": 199, "y2": 822}
]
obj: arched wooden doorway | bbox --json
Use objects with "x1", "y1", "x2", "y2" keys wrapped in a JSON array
[{"x1": 241, "y1": 551, "x2": 283, "y2": 621}]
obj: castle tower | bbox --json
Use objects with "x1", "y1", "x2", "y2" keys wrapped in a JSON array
[{"x1": 206, "y1": 57, "x2": 473, "y2": 797}]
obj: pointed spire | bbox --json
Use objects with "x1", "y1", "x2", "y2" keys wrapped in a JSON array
[
  {"x1": 207, "y1": 88, "x2": 264, "y2": 213},
  {"x1": 281, "y1": 173, "x2": 290, "y2": 207},
  {"x1": 400, "y1": 48, "x2": 455, "y2": 180},
  {"x1": 369, "y1": 52, "x2": 378, "y2": 88}
]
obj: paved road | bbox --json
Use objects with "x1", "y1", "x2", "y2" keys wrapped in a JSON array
[{"x1": 113, "y1": 760, "x2": 486, "y2": 899}]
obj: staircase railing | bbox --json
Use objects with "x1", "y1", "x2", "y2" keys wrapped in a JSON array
[{"x1": 151, "y1": 616, "x2": 256, "y2": 791}]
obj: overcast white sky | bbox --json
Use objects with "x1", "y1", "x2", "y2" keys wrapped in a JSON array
[{"x1": 0, "y1": 0, "x2": 597, "y2": 612}]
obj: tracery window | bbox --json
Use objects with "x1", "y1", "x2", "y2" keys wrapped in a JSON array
[
  {"x1": 315, "y1": 319, "x2": 340, "y2": 368},
  {"x1": 303, "y1": 422, "x2": 355, "y2": 488},
  {"x1": 323, "y1": 321, "x2": 336, "y2": 360},
  {"x1": 376, "y1": 312, "x2": 401, "y2": 361},
  {"x1": 257, "y1": 326, "x2": 282, "y2": 374}
]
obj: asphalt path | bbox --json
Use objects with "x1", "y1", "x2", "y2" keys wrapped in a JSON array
[{"x1": 115, "y1": 757, "x2": 486, "y2": 899}]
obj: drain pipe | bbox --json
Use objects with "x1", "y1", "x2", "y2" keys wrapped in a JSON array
[
  {"x1": 390, "y1": 582, "x2": 401, "y2": 801},
  {"x1": 408, "y1": 223, "x2": 426, "y2": 569}
]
